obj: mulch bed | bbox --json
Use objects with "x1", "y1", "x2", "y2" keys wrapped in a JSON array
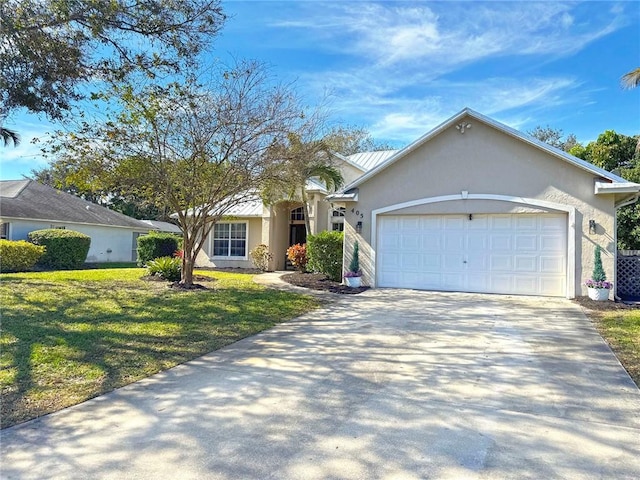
[
  {"x1": 574, "y1": 296, "x2": 640, "y2": 312},
  {"x1": 281, "y1": 272, "x2": 369, "y2": 294},
  {"x1": 141, "y1": 274, "x2": 216, "y2": 290}
]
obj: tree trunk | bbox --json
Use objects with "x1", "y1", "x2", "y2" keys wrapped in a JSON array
[
  {"x1": 180, "y1": 233, "x2": 195, "y2": 287},
  {"x1": 301, "y1": 187, "x2": 312, "y2": 236}
]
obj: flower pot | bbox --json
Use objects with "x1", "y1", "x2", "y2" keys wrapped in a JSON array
[
  {"x1": 345, "y1": 276, "x2": 362, "y2": 288},
  {"x1": 587, "y1": 287, "x2": 610, "y2": 301}
]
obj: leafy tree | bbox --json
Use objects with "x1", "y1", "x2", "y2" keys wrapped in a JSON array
[
  {"x1": 571, "y1": 130, "x2": 640, "y2": 249},
  {"x1": 528, "y1": 125, "x2": 578, "y2": 152},
  {"x1": 43, "y1": 60, "x2": 302, "y2": 287},
  {"x1": 0, "y1": 0, "x2": 225, "y2": 123},
  {"x1": 264, "y1": 132, "x2": 344, "y2": 235},
  {"x1": 621, "y1": 67, "x2": 640, "y2": 89},
  {"x1": 571, "y1": 130, "x2": 638, "y2": 172},
  {"x1": 324, "y1": 126, "x2": 396, "y2": 155}
]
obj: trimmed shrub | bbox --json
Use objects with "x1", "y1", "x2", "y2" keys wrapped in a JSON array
[
  {"x1": 0, "y1": 240, "x2": 46, "y2": 272},
  {"x1": 250, "y1": 244, "x2": 273, "y2": 271},
  {"x1": 137, "y1": 232, "x2": 181, "y2": 266},
  {"x1": 28, "y1": 229, "x2": 90, "y2": 270},
  {"x1": 307, "y1": 231, "x2": 343, "y2": 281},
  {"x1": 146, "y1": 256, "x2": 181, "y2": 281},
  {"x1": 348, "y1": 241, "x2": 361, "y2": 274},
  {"x1": 286, "y1": 243, "x2": 308, "y2": 272},
  {"x1": 592, "y1": 245, "x2": 607, "y2": 282}
]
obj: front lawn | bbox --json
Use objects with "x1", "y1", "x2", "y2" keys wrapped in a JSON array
[{"x1": 0, "y1": 268, "x2": 318, "y2": 428}]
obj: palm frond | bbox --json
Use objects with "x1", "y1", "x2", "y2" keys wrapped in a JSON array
[
  {"x1": 621, "y1": 67, "x2": 640, "y2": 89},
  {"x1": 1, "y1": 128, "x2": 21, "y2": 147}
]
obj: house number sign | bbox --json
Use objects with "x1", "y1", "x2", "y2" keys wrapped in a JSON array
[{"x1": 351, "y1": 208, "x2": 364, "y2": 219}]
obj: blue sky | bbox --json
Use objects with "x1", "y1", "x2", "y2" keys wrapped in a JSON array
[{"x1": 1, "y1": 0, "x2": 639, "y2": 180}]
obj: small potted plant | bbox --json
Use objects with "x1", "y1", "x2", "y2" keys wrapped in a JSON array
[
  {"x1": 585, "y1": 245, "x2": 612, "y2": 301},
  {"x1": 344, "y1": 241, "x2": 362, "y2": 288}
]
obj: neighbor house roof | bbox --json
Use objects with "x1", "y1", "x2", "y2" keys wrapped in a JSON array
[
  {"x1": 338, "y1": 108, "x2": 639, "y2": 193},
  {"x1": 0, "y1": 180, "x2": 153, "y2": 230},
  {"x1": 140, "y1": 219, "x2": 182, "y2": 233}
]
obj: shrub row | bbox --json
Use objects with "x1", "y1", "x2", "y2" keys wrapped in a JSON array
[
  {"x1": 137, "y1": 232, "x2": 181, "y2": 266},
  {"x1": 0, "y1": 240, "x2": 46, "y2": 272},
  {"x1": 28, "y1": 229, "x2": 91, "y2": 270}
]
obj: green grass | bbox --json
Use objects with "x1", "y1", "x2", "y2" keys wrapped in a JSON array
[
  {"x1": 592, "y1": 308, "x2": 640, "y2": 387},
  {"x1": 0, "y1": 268, "x2": 318, "y2": 428},
  {"x1": 85, "y1": 261, "x2": 139, "y2": 269}
]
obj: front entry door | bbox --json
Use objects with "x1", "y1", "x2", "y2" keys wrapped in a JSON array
[{"x1": 290, "y1": 224, "x2": 307, "y2": 246}]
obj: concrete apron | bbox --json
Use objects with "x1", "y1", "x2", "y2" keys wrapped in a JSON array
[{"x1": 2, "y1": 290, "x2": 640, "y2": 479}]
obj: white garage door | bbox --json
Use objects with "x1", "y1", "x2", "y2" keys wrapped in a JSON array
[{"x1": 377, "y1": 214, "x2": 567, "y2": 296}]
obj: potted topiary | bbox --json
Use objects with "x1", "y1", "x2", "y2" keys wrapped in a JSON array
[
  {"x1": 344, "y1": 241, "x2": 362, "y2": 288},
  {"x1": 585, "y1": 245, "x2": 612, "y2": 301}
]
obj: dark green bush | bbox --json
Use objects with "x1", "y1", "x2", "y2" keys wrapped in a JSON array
[
  {"x1": 0, "y1": 240, "x2": 46, "y2": 272},
  {"x1": 28, "y1": 229, "x2": 90, "y2": 270},
  {"x1": 307, "y1": 231, "x2": 344, "y2": 282},
  {"x1": 137, "y1": 232, "x2": 181, "y2": 266},
  {"x1": 146, "y1": 256, "x2": 181, "y2": 281}
]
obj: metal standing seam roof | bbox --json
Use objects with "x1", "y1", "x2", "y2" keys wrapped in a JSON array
[
  {"x1": 0, "y1": 180, "x2": 153, "y2": 229},
  {"x1": 221, "y1": 196, "x2": 265, "y2": 217},
  {"x1": 139, "y1": 220, "x2": 182, "y2": 233},
  {"x1": 347, "y1": 150, "x2": 398, "y2": 171}
]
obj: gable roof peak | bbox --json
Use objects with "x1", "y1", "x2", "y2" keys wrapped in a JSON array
[{"x1": 339, "y1": 108, "x2": 633, "y2": 191}]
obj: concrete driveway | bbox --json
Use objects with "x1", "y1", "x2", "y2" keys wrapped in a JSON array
[{"x1": 2, "y1": 290, "x2": 640, "y2": 479}]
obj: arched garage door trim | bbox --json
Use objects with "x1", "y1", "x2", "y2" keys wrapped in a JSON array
[{"x1": 371, "y1": 194, "x2": 576, "y2": 298}]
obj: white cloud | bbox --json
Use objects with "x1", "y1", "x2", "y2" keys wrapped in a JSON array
[
  {"x1": 268, "y1": 1, "x2": 629, "y2": 144},
  {"x1": 273, "y1": 2, "x2": 625, "y2": 71}
]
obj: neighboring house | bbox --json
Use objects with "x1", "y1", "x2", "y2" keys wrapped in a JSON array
[
  {"x1": 195, "y1": 151, "x2": 396, "y2": 270},
  {"x1": 327, "y1": 108, "x2": 640, "y2": 299},
  {"x1": 0, "y1": 180, "x2": 154, "y2": 262}
]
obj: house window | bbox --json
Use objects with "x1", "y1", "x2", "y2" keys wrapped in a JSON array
[
  {"x1": 0, "y1": 222, "x2": 9, "y2": 239},
  {"x1": 331, "y1": 208, "x2": 345, "y2": 231},
  {"x1": 290, "y1": 207, "x2": 305, "y2": 221},
  {"x1": 213, "y1": 223, "x2": 247, "y2": 257}
]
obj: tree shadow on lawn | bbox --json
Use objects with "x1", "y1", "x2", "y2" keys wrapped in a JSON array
[{"x1": 0, "y1": 279, "x2": 315, "y2": 428}]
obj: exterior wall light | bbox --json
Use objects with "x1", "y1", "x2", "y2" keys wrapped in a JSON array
[
  {"x1": 589, "y1": 220, "x2": 597, "y2": 235},
  {"x1": 356, "y1": 221, "x2": 363, "y2": 234}
]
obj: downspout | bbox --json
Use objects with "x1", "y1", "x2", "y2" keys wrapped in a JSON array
[{"x1": 614, "y1": 193, "x2": 640, "y2": 301}]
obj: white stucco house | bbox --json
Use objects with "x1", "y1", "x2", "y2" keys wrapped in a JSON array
[
  {"x1": 197, "y1": 108, "x2": 639, "y2": 299},
  {"x1": 328, "y1": 108, "x2": 640, "y2": 299},
  {"x1": 0, "y1": 180, "x2": 155, "y2": 262}
]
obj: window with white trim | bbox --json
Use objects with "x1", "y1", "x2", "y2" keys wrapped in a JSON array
[
  {"x1": 0, "y1": 222, "x2": 9, "y2": 239},
  {"x1": 331, "y1": 208, "x2": 345, "y2": 232},
  {"x1": 290, "y1": 207, "x2": 305, "y2": 221},
  {"x1": 213, "y1": 222, "x2": 247, "y2": 257}
]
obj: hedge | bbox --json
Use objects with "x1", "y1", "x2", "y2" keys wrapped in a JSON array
[
  {"x1": 0, "y1": 240, "x2": 46, "y2": 272},
  {"x1": 307, "y1": 231, "x2": 344, "y2": 282},
  {"x1": 137, "y1": 232, "x2": 181, "y2": 266},
  {"x1": 28, "y1": 229, "x2": 91, "y2": 270}
]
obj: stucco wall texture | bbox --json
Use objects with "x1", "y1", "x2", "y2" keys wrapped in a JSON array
[{"x1": 343, "y1": 116, "x2": 617, "y2": 298}]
